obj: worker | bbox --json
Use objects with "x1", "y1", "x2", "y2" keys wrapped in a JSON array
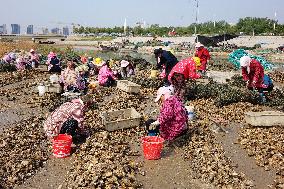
[
  {"x1": 154, "y1": 48, "x2": 178, "y2": 85},
  {"x1": 2, "y1": 52, "x2": 16, "y2": 63},
  {"x1": 240, "y1": 56, "x2": 266, "y2": 103},
  {"x1": 75, "y1": 64, "x2": 89, "y2": 93},
  {"x1": 44, "y1": 95, "x2": 94, "y2": 141},
  {"x1": 194, "y1": 42, "x2": 210, "y2": 75},
  {"x1": 29, "y1": 49, "x2": 40, "y2": 68},
  {"x1": 16, "y1": 55, "x2": 28, "y2": 71},
  {"x1": 120, "y1": 60, "x2": 134, "y2": 78},
  {"x1": 168, "y1": 57, "x2": 201, "y2": 98},
  {"x1": 47, "y1": 52, "x2": 61, "y2": 73},
  {"x1": 80, "y1": 54, "x2": 88, "y2": 64},
  {"x1": 146, "y1": 86, "x2": 188, "y2": 141},
  {"x1": 60, "y1": 59, "x2": 78, "y2": 92},
  {"x1": 262, "y1": 74, "x2": 274, "y2": 93},
  {"x1": 98, "y1": 60, "x2": 117, "y2": 87}
]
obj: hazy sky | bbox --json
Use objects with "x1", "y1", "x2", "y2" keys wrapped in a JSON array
[{"x1": 1, "y1": 0, "x2": 284, "y2": 32}]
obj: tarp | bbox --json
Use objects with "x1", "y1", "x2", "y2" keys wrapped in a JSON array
[
  {"x1": 228, "y1": 49, "x2": 273, "y2": 70},
  {"x1": 196, "y1": 34, "x2": 238, "y2": 47}
]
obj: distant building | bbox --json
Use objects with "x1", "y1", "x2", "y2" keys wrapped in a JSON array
[
  {"x1": 0, "y1": 24, "x2": 7, "y2": 34},
  {"x1": 51, "y1": 28, "x2": 60, "y2": 34},
  {"x1": 27, "y1": 25, "x2": 33, "y2": 34},
  {"x1": 42, "y1": 28, "x2": 49, "y2": 35},
  {"x1": 63, "y1": 27, "x2": 69, "y2": 36},
  {"x1": 11, "y1": 24, "x2": 20, "y2": 34}
]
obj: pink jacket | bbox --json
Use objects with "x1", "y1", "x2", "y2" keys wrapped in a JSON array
[
  {"x1": 168, "y1": 57, "x2": 201, "y2": 83},
  {"x1": 158, "y1": 95, "x2": 188, "y2": 141},
  {"x1": 98, "y1": 65, "x2": 116, "y2": 85},
  {"x1": 44, "y1": 99, "x2": 86, "y2": 137}
]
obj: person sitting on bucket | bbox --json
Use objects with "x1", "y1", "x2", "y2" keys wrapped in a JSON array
[
  {"x1": 168, "y1": 57, "x2": 201, "y2": 98},
  {"x1": 146, "y1": 86, "x2": 188, "y2": 141},
  {"x1": 16, "y1": 55, "x2": 28, "y2": 71},
  {"x1": 60, "y1": 59, "x2": 78, "y2": 92},
  {"x1": 120, "y1": 60, "x2": 134, "y2": 78},
  {"x1": 240, "y1": 56, "x2": 266, "y2": 103},
  {"x1": 194, "y1": 42, "x2": 210, "y2": 75},
  {"x1": 47, "y1": 52, "x2": 61, "y2": 73},
  {"x1": 44, "y1": 95, "x2": 95, "y2": 141},
  {"x1": 75, "y1": 65, "x2": 89, "y2": 93},
  {"x1": 98, "y1": 60, "x2": 117, "y2": 87},
  {"x1": 29, "y1": 49, "x2": 40, "y2": 68}
]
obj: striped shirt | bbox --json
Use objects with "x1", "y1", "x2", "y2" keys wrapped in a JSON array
[{"x1": 44, "y1": 99, "x2": 85, "y2": 137}]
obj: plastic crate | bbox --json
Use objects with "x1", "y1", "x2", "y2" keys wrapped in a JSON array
[
  {"x1": 245, "y1": 111, "x2": 284, "y2": 127},
  {"x1": 101, "y1": 108, "x2": 142, "y2": 131},
  {"x1": 117, "y1": 80, "x2": 141, "y2": 94},
  {"x1": 46, "y1": 84, "x2": 62, "y2": 93}
]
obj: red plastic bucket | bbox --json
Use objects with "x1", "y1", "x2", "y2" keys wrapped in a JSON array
[
  {"x1": 52, "y1": 134, "x2": 72, "y2": 158},
  {"x1": 142, "y1": 136, "x2": 165, "y2": 160}
]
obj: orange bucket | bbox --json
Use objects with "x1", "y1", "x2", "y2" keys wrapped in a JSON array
[
  {"x1": 52, "y1": 134, "x2": 72, "y2": 158},
  {"x1": 142, "y1": 136, "x2": 164, "y2": 160}
]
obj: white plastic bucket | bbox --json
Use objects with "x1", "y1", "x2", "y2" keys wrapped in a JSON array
[
  {"x1": 38, "y1": 85, "x2": 46, "y2": 96},
  {"x1": 185, "y1": 106, "x2": 195, "y2": 120},
  {"x1": 50, "y1": 74, "x2": 59, "y2": 83}
]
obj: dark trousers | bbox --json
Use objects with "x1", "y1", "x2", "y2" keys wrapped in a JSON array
[
  {"x1": 104, "y1": 76, "x2": 115, "y2": 87},
  {"x1": 49, "y1": 66, "x2": 62, "y2": 73},
  {"x1": 60, "y1": 119, "x2": 79, "y2": 137}
]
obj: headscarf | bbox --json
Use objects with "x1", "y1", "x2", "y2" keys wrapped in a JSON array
[{"x1": 240, "y1": 56, "x2": 251, "y2": 74}]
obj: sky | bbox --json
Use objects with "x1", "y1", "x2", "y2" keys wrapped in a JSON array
[{"x1": 1, "y1": 0, "x2": 284, "y2": 33}]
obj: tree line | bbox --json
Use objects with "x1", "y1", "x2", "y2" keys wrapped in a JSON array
[{"x1": 73, "y1": 17, "x2": 284, "y2": 36}]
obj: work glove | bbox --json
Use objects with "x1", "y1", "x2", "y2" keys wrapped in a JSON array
[
  {"x1": 246, "y1": 80, "x2": 250, "y2": 87},
  {"x1": 252, "y1": 80, "x2": 257, "y2": 87},
  {"x1": 149, "y1": 120, "x2": 159, "y2": 130}
]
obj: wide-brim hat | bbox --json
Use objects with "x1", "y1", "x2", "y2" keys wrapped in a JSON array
[{"x1": 154, "y1": 86, "x2": 174, "y2": 102}]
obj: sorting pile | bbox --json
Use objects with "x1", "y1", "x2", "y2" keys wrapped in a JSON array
[
  {"x1": 269, "y1": 70, "x2": 284, "y2": 83},
  {"x1": 239, "y1": 127, "x2": 284, "y2": 188},
  {"x1": 191, "y1": 99, "x2": 264, "y2": 123},
  {"x1": 186, "y1": 80, "x2": 259, "y2": 107},
  {"x1": 0, "y1": 63, "x2": 17, "y2": 72},
  {"x1": 228, "y1": 49, "x2": 273, "y2": 70},
  {"x1": 66, "y1": 83, "x2": 146, "y2": 188},
  {"x1": 209, "y1": 57, "x2": 237, "y2": 71},
  {"x1": 0, "y1": 117, "x2": 50, "y2": 188},
  {"x1": 0, "y1": 70, "x2": 46, "y2": 87},
  {"x1": 66, "y1": 130, "x2": 142, "y2": 188},
  {"x1": 182, "y1": 119, "x2": 253, "y2": 188}
]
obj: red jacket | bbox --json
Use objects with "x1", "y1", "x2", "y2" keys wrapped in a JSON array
[
  {"x1": 242, "y1": 59, "x2": 264, "y2": 88},
  {"x1": 168, "y1": 57, "x2": 201, "y2": 83},
  {"x1": 195, "y1": 47, "x2": 210, "y2": 63}
]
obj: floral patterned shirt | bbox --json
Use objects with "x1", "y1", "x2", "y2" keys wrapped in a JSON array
[
  {"x1": 44, "y1": 99, "x2": 85, "y2": 137},
  {"x1": 158, "y1": 95, "x2": 188, "y2": 141}
]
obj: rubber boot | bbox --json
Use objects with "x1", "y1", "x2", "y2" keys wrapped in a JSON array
[{"x1": 259, "y1": 93, "x2": 266, "y2": 104}]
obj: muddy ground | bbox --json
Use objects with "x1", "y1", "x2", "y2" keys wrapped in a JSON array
[{"x1": 0, "y1": 68, "x2": 282, "y2": 189}]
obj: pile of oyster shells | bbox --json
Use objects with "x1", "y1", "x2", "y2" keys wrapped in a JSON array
[
  {"x1": 0, "y1": 117, "x2": 50, "y2": 188},
  {"x1": 239, "y1": 126, "x2": 284, "y2": 188}
]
